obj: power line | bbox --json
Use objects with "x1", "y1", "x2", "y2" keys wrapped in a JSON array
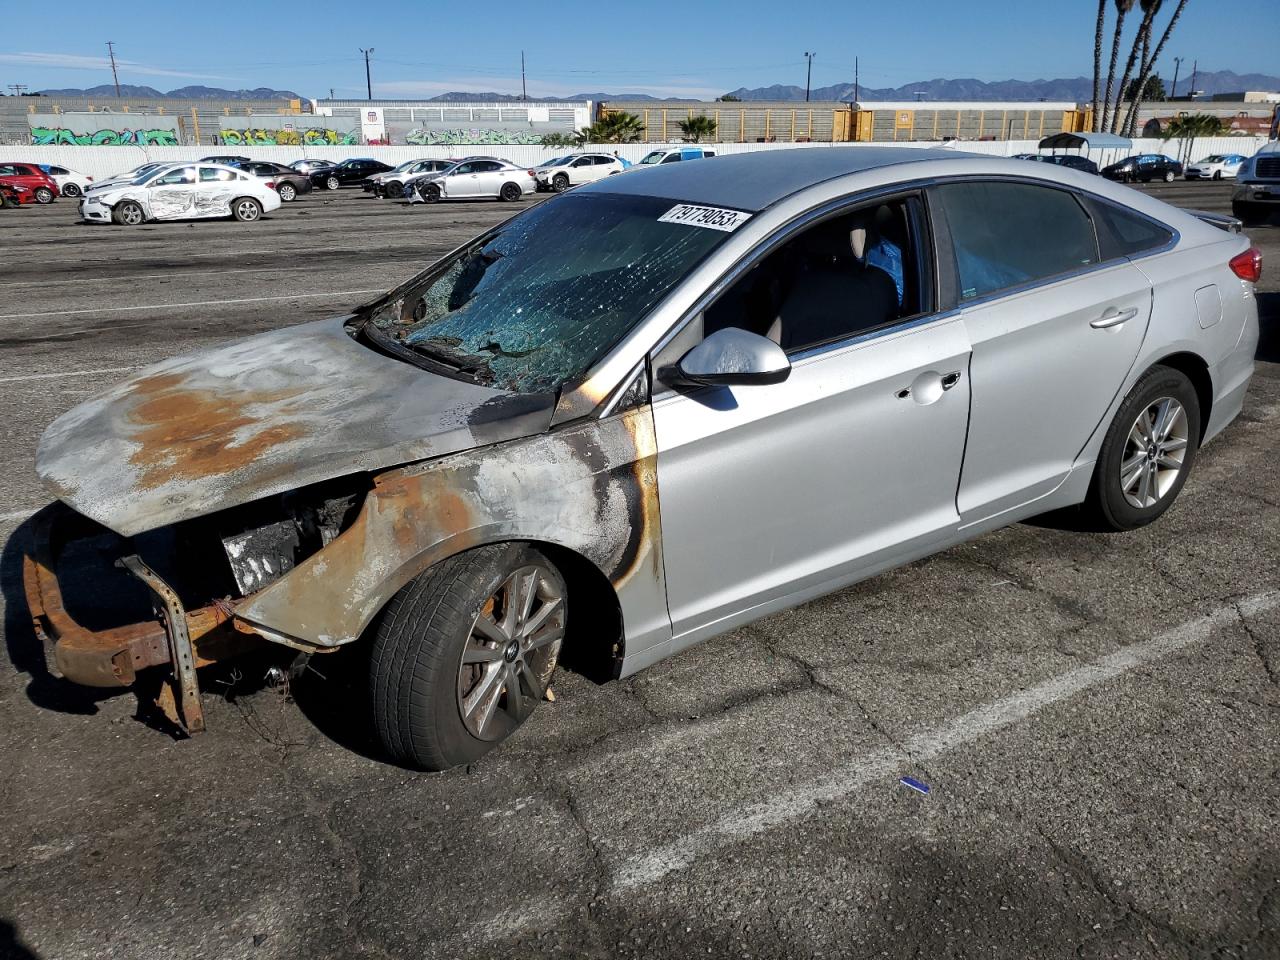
[{"x1": 106, "y1": 41, "x2": 121, "y2": 97}]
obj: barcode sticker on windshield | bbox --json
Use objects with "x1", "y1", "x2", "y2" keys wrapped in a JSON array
[{"x1": 658, "y1": 204, "x2": 752, "y2": 232}]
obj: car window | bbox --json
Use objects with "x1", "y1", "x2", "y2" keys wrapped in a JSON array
[
  {"x1": 661, "y1": 153, "x2": 682, "y2": 163},
  {"x1": 49, "y1": 166, "x2": 69, "y2": 175},
  {"x1": 704, "y1": 150, "x2": 716, "y2": 157},
  {"x1": 639, "y1": 151, "x2": 665, "y2": 165},
  {"x1": 451, "y1": 162, "x2": 475, "y2": 175},
  {"x1": 1079, "y1": 195, "x2": 1174, "y2": 260},
  {"x1": 364, "y1": 193, "x2": 733, "y2": 394},
  {"x1": 474, "y1": 161, "x2": 503, "y2": 172},
  {"x1": 572, "y1": 158, "x2": 592, "y2": 167},
  {"x1": 934, "y1": 181, "x2": 1099, "y2": 300},
  {"x1": 0, "y1": 166, "x2": 15, "y2": 176},
  {"x1": 700, "y1": 196, "x2": 926, "y2": 356},
  {"x1": 152, "y1": 167, "x2": 197, "y2": 186},
  {"x1": 199, "y1": 167, "x2": 236, "y2": 182},
  {"x1": 593, "y1": 156, "x2": 614, "y2": 165}
]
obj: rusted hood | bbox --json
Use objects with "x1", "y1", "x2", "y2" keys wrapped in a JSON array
[{"x1": 35, "y1": 316, "x2": 556, "y2": 536}]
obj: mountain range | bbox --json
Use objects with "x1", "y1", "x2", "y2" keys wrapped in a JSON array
[{"x1": 28, "y1": 69, "x2": 1280, "y2": 104}]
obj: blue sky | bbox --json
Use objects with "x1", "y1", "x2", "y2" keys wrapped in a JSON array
[{"x1": 0, "y1": 1, "x2": 1270, "y2": 99}]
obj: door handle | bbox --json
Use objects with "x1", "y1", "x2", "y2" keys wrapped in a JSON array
[
  {"x1": 1091, "y1": 307, "x2": 1138, "y2": 329},
  {"x1": 941, "y1": 371, "x2": 962, "y2": 390},
  {"x1": 896, "y1": 370, "x2": 962, "y2": 402}
]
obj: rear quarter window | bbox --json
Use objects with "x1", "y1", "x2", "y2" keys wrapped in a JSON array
[{"x1": 1080, "y1": 196, "x2": 1175, "y2": 259}]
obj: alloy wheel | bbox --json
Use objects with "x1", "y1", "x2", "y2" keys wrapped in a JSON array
[
  {"x1": 279, "y1": 183, "x2": 296, "y2": 201},
  {"x1": 1119, "y1": 397, "x2": 1188, "y2": 509},
  {"x1": 456, "y1": 564, "x2": 565, "y2": 741},
  {"x1": 236, "y1": 199, "x2": 260, "y2": 221}
]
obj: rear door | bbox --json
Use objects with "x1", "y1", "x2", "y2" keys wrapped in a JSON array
[
  {"x1": 195, "y1": 166, "x2": 238, "y2": 217},
  {"x1": 931, "y1": 179, "x2": 1153, "y2": 524}
]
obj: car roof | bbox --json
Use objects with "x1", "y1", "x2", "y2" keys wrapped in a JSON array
[{"x1": 581, "y1": 146, "x2": 965, "y2": 212}]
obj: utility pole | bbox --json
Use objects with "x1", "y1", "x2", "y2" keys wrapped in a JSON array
[
  {"x1": 106, "y1": 41, "x2": 121, "y2": 97},
  {"x1": 7, "y1": 84, "x2": 28, "y2": 97},
  {"x1": 853, "y1": 56, "x2": 859, "y2": 105},
  {"x1": 1169, "y1": 57, "x2": 1183, "y2": 99},
  {"x1": 1189, "y1": 59, "x2": 1198, "y2": 99},
  {"x1": 521, "y1": 51, "x2": 527, "y2": 101},
  {"x1": 803, "y1": 52, "x2": 815, "y2": 102},
  {"x1": 360, "y1": 48, "x2": 374, "y2": 101}
]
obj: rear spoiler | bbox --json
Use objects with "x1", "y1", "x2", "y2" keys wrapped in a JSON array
[{"x1": 1187, "y1": 209, "x2": 1243, "y2": 234}]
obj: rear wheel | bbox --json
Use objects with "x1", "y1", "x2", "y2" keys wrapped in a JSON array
[
  {"x1": 499, "y1": 182, "x2": 522, "y2": 202},
  {"x1": 277, "y1": 182, "x2": 297, "y2": 202},
  {"x1": 61, "y1": 182, "x2": 82, "y2": 198},
  {"x1": 1164, "y1": 170, "x2": 1176, "y2": 182},
  {"x1": 34, "y1": 186, "x2": 54, "y2": 204},
  {"x1": 232, "y1": 197, "x2": 262, "y2": 222},
  {"x1": 111, "y1": 200, "x2": 144, "y2": 225},
  {"x1": 1233, "y1": 202, "x2": 1266, "y2": 226},
  {"x1": 369, "y1": 544, "x2": 567, "y2": 770},
  {"x1": 1082, "y1": 365, "x2": 1200, "y2": 531}
]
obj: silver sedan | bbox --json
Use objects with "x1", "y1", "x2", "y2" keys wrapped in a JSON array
[{"x1": 30, "y1": 148, "x2": 1261, "y2": 769}]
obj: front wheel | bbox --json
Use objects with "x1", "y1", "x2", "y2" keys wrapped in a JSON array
[
  {"x1": 111, "y1": 200, "x2": 144, "y2": 225},
  {"x1": 1083, "y1": 365, "x2": 1200, "y2": 531},
  {"x1": 369, "y1": 544, "x2": 567, "y2": 770},
  {"x1": 326, "y1": 175, "x2": 340, "y2": 191},
  {"x1": 552, "y1": 173, "x2": 570, "y2": 193},
  {"x1": 422, "y1": 182, "x2": 441, "y2": 203},
  {"x1": 499, "y1": 182, "x2": 522, "y2": 202},
  {"x1": 1212, "y1": 170, "x2": 1222, "y2": 181},
  {"x1": 232, "y1": 197, "x2": 262, "y2": 222}
]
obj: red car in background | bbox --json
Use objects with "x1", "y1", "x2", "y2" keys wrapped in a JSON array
[
  {"x1": 0, "y1": 181, "x2": 34, "y2": 207},
  {"x1": 0, "y1": 162, "x2": 59, "y2": 203}
]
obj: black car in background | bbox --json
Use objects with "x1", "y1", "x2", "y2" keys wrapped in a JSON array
[
  {"x1": 1012, "y1": 153, "x2": 1100, "y2": 175},
  {"x1": 311, "y1": 158, "x2": 393, "y2": 190},
  {"x1": 290, "y1": 158, "x2": 335, "y2": 175},
  {"x1": 200, "y1": 155, "x2": 252, "y2": 167},
  {"x1": 1101, "y1": 154, "x2": 1184, "y2": 183},
  {"x1": 232, "y1": 160, "x2": 314, "y2": 202}
]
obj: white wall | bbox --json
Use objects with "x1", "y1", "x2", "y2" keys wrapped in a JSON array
[{"x1": 6, "y1": 136, "x2": 1268, "y2": 183}]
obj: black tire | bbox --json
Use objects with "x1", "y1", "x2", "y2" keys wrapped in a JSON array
[
  {"x1": 1212, "y1": 170, "x2": 1222, "y2": 181},
  {"x1": 1083, "y1": 365, "x2": 1200, "y2": 532},
  {"x1": 1233, "y1": 202, "x2": 1266, "y2": 226},
  {"x1": 61, "y1": 182, "x2": 82, "y2": 198},
  {"x1": 384, "y1": 180, "x2": 402, "y2": 198},
  {"x1": 34, "y1": 186, "x2": 54, "y2": 204},
  {"x1": 1164, "y1": 170, "x2": 1176, "y2": 182},
  {"x1": 326, "y1": 175, "x2": 340, "y2": 191},
  {"x1": 552, "y1": 173, "x2": 570, "y2": 193},
  {"x1": 111, "y1": 200, "x2": 144, "y2": 226},
  {"x1": 422, "y1": 182, "x2": 441, "y2": 203},
  {"x1": 369, "y1": 544, "x2": 567, "y2": 770},
  {"x1": 277, "y1": 182, "x2": 297, "y2": 202},
  {"x1": 499, "y1": 182, "x2": 522, "y2": 202},
  {"x1": 232, "y1": 197, "x2": 262, "y2": 222}
]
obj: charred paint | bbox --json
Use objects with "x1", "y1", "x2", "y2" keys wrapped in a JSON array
[
  {"x1": 235, "y1": 404, "x2": 672, "y2": 660},
  {"x1": 124, "y1": 372, "x2": 307, "y2": 491}
]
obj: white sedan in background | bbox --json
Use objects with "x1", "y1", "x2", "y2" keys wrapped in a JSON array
[
  {"x1": 37, "y1": 164, "x2": 94, "y2": 198},
  {"x1": 1185, "y1": 154, "x2": 1247, "y2": 181},
  {"x1": 407, "y1": 158, "x2": 536, "y2": 203},
  {"x1": 79, "y1": 163, "x2": 281, "y2": 225},
  {"x1": 535, "y1": 153, "x2": 626, "y2": 192}
]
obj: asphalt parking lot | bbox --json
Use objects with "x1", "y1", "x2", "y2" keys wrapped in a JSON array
[{"x1": 1, "y1": 176, "x2": 1277, "y2": 960}]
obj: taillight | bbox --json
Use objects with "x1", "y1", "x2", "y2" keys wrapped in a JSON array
[
  {"x1": 527, "y1": 170, "x2": 535, "y2": 176},
  {"x1": 265, "y1": 181, "x2": 275, "y2": 189},
  {"x1": 86, "y1": 176, "x2": 94, "y2": 182},
  {"x1": 1230, "y1": 246, "x2": 1262, "y2": 283}
]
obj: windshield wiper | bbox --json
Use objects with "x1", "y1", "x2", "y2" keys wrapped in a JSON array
[{"x1": 360, "y1": 323, "x2": 494, "y2": 385}]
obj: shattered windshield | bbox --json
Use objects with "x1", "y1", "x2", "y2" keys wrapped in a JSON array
[{"x1": 363, "y1": 193, "x2": 736, "y2": 393}]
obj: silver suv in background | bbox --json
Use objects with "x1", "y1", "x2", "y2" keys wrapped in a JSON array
[{"x1": 1232, "y1": 143, "x2": 1280, "y2": 225}]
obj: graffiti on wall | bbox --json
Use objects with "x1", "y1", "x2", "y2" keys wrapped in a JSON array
[
  {"x1": 404, "y1": 128, "x2": 551, "y2": 146},
  {"x1": 219, "y1": 127, "x2": 359, "y2": 146},
  {"x1": 31, "y1": 126, "x2": 179, "y2": 146}
]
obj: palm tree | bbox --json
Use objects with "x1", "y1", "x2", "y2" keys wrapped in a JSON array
[
  {"x1": 539, "y1": 132, "x2": 576, "y2": 148},
  {"x1": 1091, "y1": 0, "x2": 1109, "y2": 130},
  {"x1": 1100, "y1": 0, "x2": 1136, "y2": 133},
  {"x1": 1120, "y1": 0, "x2": 1192, "y2": 137},
  {"x1": 677, "y1": 115, "x2": 717, "y2": 143},
  {"x1": 1162, "y1": 111, "x2": 1223, "y2": 163},
  {"x1": 575, "y1": 112, "x2": 646, "y2": 145},
  {"x1": 1110, "y1": 0, "x2": 1161, "y2": 133}
]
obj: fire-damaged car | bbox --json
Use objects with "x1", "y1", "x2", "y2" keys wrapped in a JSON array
[{"x1": 27, "y1": 149, "x2": 1259, "y2": 770}]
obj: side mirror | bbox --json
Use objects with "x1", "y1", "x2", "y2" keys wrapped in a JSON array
[{"x1": 671, "y1": 327, "x2": 791, "y2": 387}]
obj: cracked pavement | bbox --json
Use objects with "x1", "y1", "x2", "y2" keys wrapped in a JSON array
[{"x1": 1, "y1": 180, "x2": 1278, "y2": 959}]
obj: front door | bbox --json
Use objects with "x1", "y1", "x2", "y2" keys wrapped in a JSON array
[
  {"x1": 930, "y1": 179, "x2": 1152, "y2": 523},
  {"x1": 147, "y1": 165, "x2": 198, "y2": 219},
  {"x1": 651, "y1": 194, "x2": 972, "y2": 645},
  {"x1": 446, "y1": 161, "x2": 480, "y2": 197}
]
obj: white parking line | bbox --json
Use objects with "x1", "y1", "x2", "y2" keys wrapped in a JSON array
[
  {"x1": 0, "y1": 508, "x2": 40, "y2": 523},
  {"x1": 610, "y1": 591, "x2": 1280, "y2": 892},
  {"x1": 0, "y1": 289, "x2": 386, "y2": 321},
  {"x1": 0, "y1": 367, "x2": 137, "y2": 384}
]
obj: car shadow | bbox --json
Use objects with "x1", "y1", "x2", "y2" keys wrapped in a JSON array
[
  {"x1": 0, "y1": 517, "x2": 118, "y2": 716},
  {"x1": 0, "y1": 919, "x2": 41, "y2": 959}
]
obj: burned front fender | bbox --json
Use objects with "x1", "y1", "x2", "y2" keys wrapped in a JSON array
[{"x1": 233, "y1": 404, "x2": 670, "y2": 663}]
